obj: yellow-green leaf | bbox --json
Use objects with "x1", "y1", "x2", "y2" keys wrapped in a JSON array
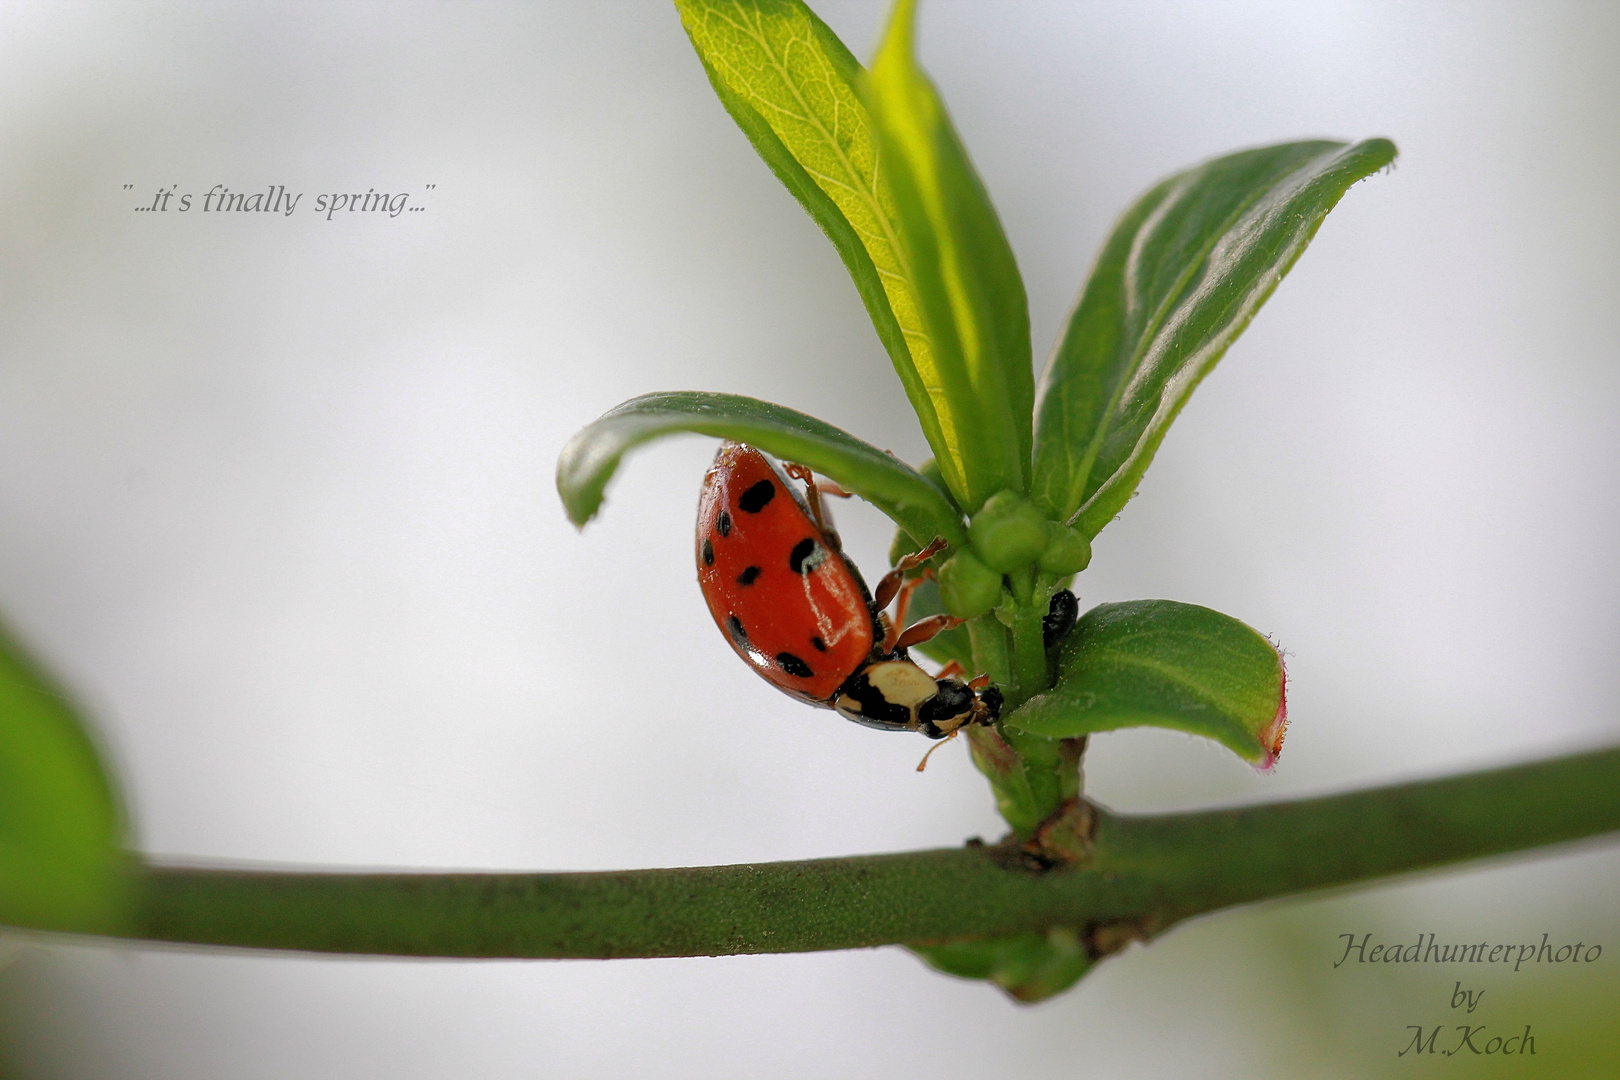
[
  {"x1": 861, "y1": 0, "x2": 1032, "y2": 510},
  {"x1": 674, "y1": 0, "x2": 1031, "y2": 513}
]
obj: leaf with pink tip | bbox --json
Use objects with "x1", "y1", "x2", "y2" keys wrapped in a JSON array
[{"x1": 1005, "y1": 600, "x2": 1288, "y2": 767}]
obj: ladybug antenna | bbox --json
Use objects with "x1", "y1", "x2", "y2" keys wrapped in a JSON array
[{"x1": 915, "y1": 728, "x2": 960, "y2": 773}]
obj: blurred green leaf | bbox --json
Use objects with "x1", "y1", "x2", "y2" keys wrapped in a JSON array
[
  {"x1": 0, "y1": 621, "x2": 127, "y2": 933},
  {"x1": 911, "y1": 927, "x2": 1093, "y2": 1003},
  {"x1": 557, "y1": 390, "x2": 967, "y2": 546},
  {"x1": 862, "y1": 0, "x2": 1032, "y2": 511},
  {"x1": 1005, "y1": 599, "x2": 1287, "y2": 765},
  {"x1": 1030, "y1": 139, "x2": 1397, "y2": 537},
  {"x1": 674, "y1": 0, "x2": 954, "y2": 503}
]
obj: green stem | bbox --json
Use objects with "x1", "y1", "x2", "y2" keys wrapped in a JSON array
[
  {"x1": 981, "y1": 589, "x2": 1072, "y2": 837},
  {"x1": 965, "y1": 613, "x2": 1052, "y2": 835},
  {"x1": 27, "y1": 747, "x2": 1619, "y2": 959},
  {"x1": 1007, "y1": 596, "x2": 1049, "y2": 711},
  {"x1": 967, "y1": 616, "x2": 1011, "y2": 688},
  {"x1": 964, "y1": 593, "x2": 1075, "y2": 838}
]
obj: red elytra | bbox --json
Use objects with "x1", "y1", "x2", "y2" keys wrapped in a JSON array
[
  {"x1": 695, "y1": 441, "x2": 875, "y2": 704},
  {"x1": 695, "y1": 441, "x2": 1002, "y2": 743}
]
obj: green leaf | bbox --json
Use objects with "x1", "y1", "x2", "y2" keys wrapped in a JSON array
[
  {"x1": 674, "y1": 0, "x2": 951, "y2": 502},
  {"x1": 1004, "y1": 600, "x2": 1287, "y2": 766},
  {"x1": 1030, "y1": 139, "x2": 1397, "y2": 537},
  {"x1": 0, "y1": 620, "x2": 128, "y2": 932},
  {"x1": 673, "y1": 0, "x2": 1031, "y2": 514},
  {"x1": 861, "y1": 0, "x2": 1032, "y2": 510},
  {"x1": 557, "y1": 391, "x2": 967, "y2": 547},
  {"x1": 674, "y1": 0, "x2": 951, "y2": 485}
]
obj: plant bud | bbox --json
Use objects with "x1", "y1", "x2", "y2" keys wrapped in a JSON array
[
  {"x1": 937, "y1": 548, "x2": 1002, "y2": 619},
  {"x1": 1037, "y1": 521, "x2": 1092, "y2": 575},
  {"x1": 968, "y1": 491, "x2": 1049, "y2": 572}
]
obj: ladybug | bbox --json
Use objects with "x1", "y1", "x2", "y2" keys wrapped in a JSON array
[{"x1": 696, "y1": 441, "x2": 1002, "y2": 741}]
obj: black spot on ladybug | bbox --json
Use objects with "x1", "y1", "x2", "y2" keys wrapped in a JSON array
[
  {"x1": 736, "y1": 565, "x2": 761, "y2": 586},
  {"x1": 738, "y1": 480, "x2": 775, "y2": 513},
  {"x1": 775, "y1": 652, "x2": 813, "y2": 678},
  {"x1": 789, "y1": 537, "x2": 826, "y2": 575},
  {"x1": 716, "y1": 510, "x2": 732, "y2": 537},
  {"x1": 727, "y1": 615, "x2": 748, "y2": 645},
  {"x1": 810, "y1": 635, "x2": 827, "y2": 652},
  {"x1": 701, "y1": 538, "x2": 714, "y2": 567}
]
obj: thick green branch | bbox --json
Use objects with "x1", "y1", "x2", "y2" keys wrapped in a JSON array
[{"x1": 32, "y1": 747, "x2": 1620, "y2": 959}]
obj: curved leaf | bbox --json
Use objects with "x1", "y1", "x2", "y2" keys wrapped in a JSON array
[
  {"x1": 674, "y1": 0, "x2": 1031, "y2": 514},
  {"x1": 1031, "y1": 139, "x2": 1397, "y2": 537},
  {"x1": 674, "y1": 0, "x2": 952, "y2": 490},
  {"x1": 557, "y1": 391, "x2": 967, "y2": 546},
  {"x1": 1004, "y1": 600, "x2": 1287, "y2": 766},
  {"x1": 862, "y1": 0, "x2": 1032, "y2": 509},
  {"x1": 0, "y1": 620, "x2": 128, "y2": 932}
]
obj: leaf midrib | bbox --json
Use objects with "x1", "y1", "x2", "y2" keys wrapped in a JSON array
[
  {"x1": 1062, "y1": 153, "x2": 1323, "y2": 528},
  {"x1": 1067, "y1": 638, "x2": 1268, "y2": 724},
  {"x1": 709, "y1": 7, "x2": 932, "y2": 364}
]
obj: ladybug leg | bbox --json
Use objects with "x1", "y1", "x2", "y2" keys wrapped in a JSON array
[
  {"x1": 872, "y1": 570, "x2": 905, "y2": 617},
  {"x1": 875, "y1": 610, "x2": 896, "y2": 649},
  {"x1": 880, "y1": 575, "x2": 930, "y2": 652},
  {"x1": 931, "y1": 662, "x2": 992, "y2": 690},
  {"x1": 889, "y1": 573, "x2": 927, "y2": 631},
  {"x1": 782, "y1": 462, "x2": 831, "y2": 533},
  {"x1": 785, "y1": 463, "x2": 854, "y2": 499},
  {"x1": 880, "y1": 539, "x2": 955, "y2": 652},
  {"x1": 872, "y1": 536, "x2": 950, "y2": 612},
  {"x1": 894, "y1": 613, "x2": 963, "y2": 652},
  {"x1": 931, "y1": 662, "x2": 993, "y2": 696}
]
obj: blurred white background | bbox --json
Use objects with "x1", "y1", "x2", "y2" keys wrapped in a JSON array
[{"x1": 1, "y1": 1, "x2": 1617, "y2": 1077}]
